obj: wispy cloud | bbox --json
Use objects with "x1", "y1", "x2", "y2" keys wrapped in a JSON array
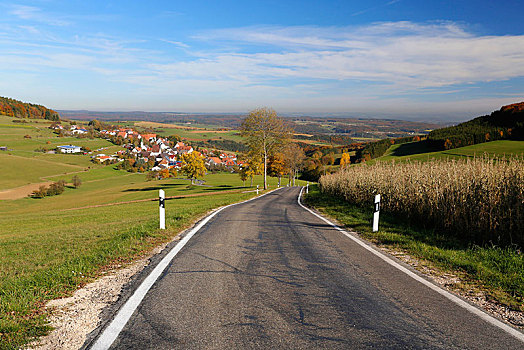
[
  {"x1": 351, "y1": 0, "x2": 402, "y2": 17},
  {"x1": 159, "y1": 39, "x2": 190, "y2": 48},
  {"x1": 9, "y1": 5, "x2": 70, "y2": 26}
]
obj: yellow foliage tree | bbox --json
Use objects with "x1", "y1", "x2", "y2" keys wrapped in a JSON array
[
  {"x1": 244, "y1": 152, "x2": 263, "y2": 187},
  {"x1": 268, "y1": 152, "x2": 286, "y2": 187},
  {"x1": 180, "y1": 152, "x2": 206, "y2": 184},
  {"x1": 340, "y1": 152, "x2": 351, "y2": 169},
  {"x1": 159, "y1": 168, "x2": 170, "y2": 179}
]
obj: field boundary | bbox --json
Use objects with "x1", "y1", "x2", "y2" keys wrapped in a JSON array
[{"x1": 59, "y1": 189, "x2": 248, "y2": 211}]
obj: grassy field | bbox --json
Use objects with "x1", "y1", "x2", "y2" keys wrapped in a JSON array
[
  {"x1": 305, "y1": 184, "x2": 524, "y2": 312},
  {"x1": 0, "y1": 116, "x2": 117, "y2": 191},
  {"x1": 375, "y1": 140, "x2": 524, "y2": 163}
]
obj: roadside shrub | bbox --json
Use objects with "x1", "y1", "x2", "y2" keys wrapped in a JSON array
[{"x1": 319, "y1": 156, "x2": 524, "y2": 247}]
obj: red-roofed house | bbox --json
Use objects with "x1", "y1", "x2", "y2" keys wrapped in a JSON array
[
  {"x1": 141, "y1": 134, "x2": 157, "y2": 142},
  {"x1": 207, "y1": 157, "x2": 222, "y2": 166}
]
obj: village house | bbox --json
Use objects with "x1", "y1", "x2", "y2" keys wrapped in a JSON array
[
  {"x1": 176, "y1": 144, "x2": 193, "y2": 155},
  {"x1": 224, "y1": 159, "x2": 236, "y2": 167},
  {"x1": 95, "y1": 154, "x2": 116, "y2": 163},
  {"x1": 141, "y1": 134, "x2": 157, "y2": 143},
  {"x1": 207, "y1": 157, "x2": 222, "y2": 166},
  {"x1": 57, "y1": 145, "x2": 82, "y2": 154}
]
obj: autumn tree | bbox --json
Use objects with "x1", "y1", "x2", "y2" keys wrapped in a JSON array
[
  {"x1": 180, "y1": 152, "x2": 206, "y2": 184},
  {"x1": 239, "y1": 167, "x2": 249, "y2": 186},
  {"x1": 71, "y1": 175, "x2": 82, "y2": 188},
  {"x1": 340, "y1": 152, "x2": 351, "y2": 169},
  {"x1": 159, "y1": 168, "x2": 170, "y2": 179},
  {"x1": 321, "y1": 154, "x2": 334, "y2": 175},
  {"x1": 88, "y1": 119, "x2": 102, "y2": 131},
  {"x1": 268, "y1": 152, "x2": 286, "y2": 187},
  {"x1": 241, "y1": 151, "x2": 263, "y2": 187},
  {"x1": 240, "y1": 108, "x2": 292, "y2": 190},
  {"x1": 282, "y1": 143, "x2": 305, "y2": 186}
]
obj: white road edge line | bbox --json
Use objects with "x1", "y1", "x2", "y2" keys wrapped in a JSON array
[
  {"x1": 90, "y1": 187, "x2": 282, "y2": 350},
  {"x1": 297, "y1": 187, "x2": 524, "y2": 343}
]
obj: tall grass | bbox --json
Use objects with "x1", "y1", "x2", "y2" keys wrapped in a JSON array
[{"x1": 319, "y1": 156, "x2": 524, "y2": 247}]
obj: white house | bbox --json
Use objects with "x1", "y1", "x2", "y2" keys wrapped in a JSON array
[
  {"x1": 72, "y1": 129, "x2": 88, "y2": 135},
  {"x1": 57, "y1": 145, "x2": 82, "y2": 154}
]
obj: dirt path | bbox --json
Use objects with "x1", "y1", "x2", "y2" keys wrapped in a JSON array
[
  {"x1": 0, "y1": 182, "x2": 53, "y2": 200},
  {"x1": 0, "y1": 169, "x2": 89, "y2": 200}
]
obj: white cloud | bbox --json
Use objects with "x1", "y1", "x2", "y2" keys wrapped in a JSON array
[
  {"x1": 1, "y1": 18, "x2": 523, "y2": 114},
  {"x1": 187, "y1": 22, "x2": 524, "y2": 90}
]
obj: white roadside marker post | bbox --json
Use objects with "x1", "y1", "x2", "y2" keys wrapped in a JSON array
[
  {"x1": 373, "y1": 194, "x2": 380, "y2": 232},
  {"x1": 256, "y1": 185, "x2": 259, "y2": 195},
  {"x1": 306, "y1": 182, "x2": 309, "y2": 194},
  {"x1": 159, "y1": 189, "x2": 166, "y2": 230}
]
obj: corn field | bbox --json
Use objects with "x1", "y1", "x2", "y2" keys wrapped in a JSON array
[{"x1": 319, "y1": 156, "x2": 524, "y2": 247}]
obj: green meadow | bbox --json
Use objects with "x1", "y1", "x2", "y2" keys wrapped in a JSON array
[
  {"x1": 373, "y1": 139, "x2": 524, "y2": 163},
  {"x1": 0, "y1": 116, "x2": 120, "y2": 190}
]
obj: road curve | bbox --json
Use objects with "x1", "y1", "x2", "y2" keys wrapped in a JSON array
[{"x1": 88, "y1": 187, "x2": 523, "y2": 349}]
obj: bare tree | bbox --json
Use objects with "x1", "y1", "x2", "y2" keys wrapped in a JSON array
[{"x1": 240, "y1": 108, "x2": 292, "y2": 190}]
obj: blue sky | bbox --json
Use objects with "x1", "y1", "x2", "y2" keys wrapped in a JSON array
[{"x1": 1, "y1": 1, "x2": 524, "y2": 120}]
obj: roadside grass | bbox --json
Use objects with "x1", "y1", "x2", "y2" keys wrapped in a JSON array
[
  {"x1": 304, "y1": 184, "x2": 524, "y2": 312},
  {"x1": 0, "y1": 171, "x2": 280, "y2": 349}
]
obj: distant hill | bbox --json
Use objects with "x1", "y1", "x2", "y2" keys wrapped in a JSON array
[
  {"x1": 353, "y1": 102, "x2": 524, "y2": 162},
  {"x1": 0, "y1": 96, "x2": 60, "y2": 121},
  {"x1": 427, "y1": 102, "x2": 524, "y2": 150}
]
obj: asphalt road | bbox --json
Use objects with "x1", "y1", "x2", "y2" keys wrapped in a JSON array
[{"x1": 91, "y1": 187, "x2": 523, "y2": 349}]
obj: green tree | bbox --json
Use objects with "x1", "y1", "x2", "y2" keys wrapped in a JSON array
[
  {"x1": 239, "y1": 167, "x2": 249, "y2": 186},
  {"x1": 240, "y1": 108, "x2": 292, "y2": 190},
  {"x1": 180, "y1": 152, "x2": 206, "y2": 184}
]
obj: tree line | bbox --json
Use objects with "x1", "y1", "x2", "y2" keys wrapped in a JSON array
[
  {"x1": 427, "y1": 103, "x2": 524, "y2": 150},
  {"x1": 0, "y1": 96, "x2": 60, "y2": 121},
  {"x1": 355, "y1": 135, "x2": 421, "y2": 162}
]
